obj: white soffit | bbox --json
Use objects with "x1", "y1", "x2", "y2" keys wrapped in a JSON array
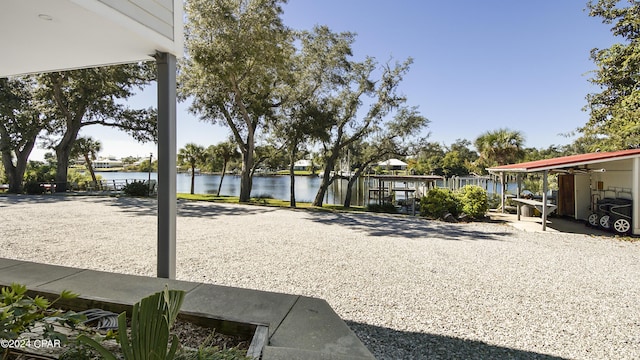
[{"x1": 0, "y1": 0, "x2": 183, "y2": 77}]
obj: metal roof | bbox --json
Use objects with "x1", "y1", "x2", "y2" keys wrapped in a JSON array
[{"x1": 487, "y1": 148, "x2": 640, "y2": 173}]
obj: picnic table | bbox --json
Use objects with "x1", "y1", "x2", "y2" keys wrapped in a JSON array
[{"x1": 511, "y1": 198, "x2": 557, "y2": 221}]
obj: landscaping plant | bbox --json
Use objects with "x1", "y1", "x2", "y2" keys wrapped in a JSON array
[
  {"x1": 420, "y1": 188, "x2": 460, "y2": 219},
  {"x1": 0, "y1": 283, "x2": 83, "y2": 359},
  {"x1": 78, "y1": 287, "x2": 186, "y2": 360},
  {"x1": 457, "y1": 185, "x2": 488, "y2": 219},
  {"x1": 123, "y1": 180, "x2": 152, "y2": 197}
]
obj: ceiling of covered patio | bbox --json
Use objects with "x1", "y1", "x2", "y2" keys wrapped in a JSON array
[{"x1": 0, "y1": 0, "x2": 182, "y2": 77}]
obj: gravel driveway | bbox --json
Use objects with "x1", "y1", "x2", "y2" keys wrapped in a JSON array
[{"x1": 0, "y1": 195, "x2": 639, "y2": 359}]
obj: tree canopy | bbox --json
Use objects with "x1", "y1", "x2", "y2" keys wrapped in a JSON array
[
  {"x1": 180, "y1": 0, "x2": 293, "y2": 202},
  {"x1": 583, "y1": 0, "x2": 640, "y2": 150}
]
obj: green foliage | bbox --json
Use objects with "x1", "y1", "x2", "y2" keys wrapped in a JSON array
[
  {"x1": 366, "y1": 203, "x2": 398, "y2": 214},
  {"x1": 24, "y1": 160, "x2": 56, "y2": 183},
  {"x1": 0, "y1": 283, "x2": 80, "y2": 342},
  {"x1": 582, "y1": 0, "x2": 640, "y2": 150},
  {"x1": 123, "y1": 180, "x2": 151, "y2": 197},
  {"x1": 420, "y1": 188, "x2": 460, "y2": 218},
  {"x1": 22, "y1": 181, "x2": 45, "y2": 194},
  {"x1": 78, "y1": 287, "x2": 186, "y2": 360},
  {"x1": 474, "y1": 128, "x2": 525, "y2": 172},
  {"x1": 457, "y1": 185, "x2": 488, "y2": 219},
  {"x1": 67, "y1": 168, "x2": 102, "y2": 190}
]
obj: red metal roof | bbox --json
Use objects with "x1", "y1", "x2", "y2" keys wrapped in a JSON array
[{"x1": 487, "y1": 148, "x2": 640, "y2": 173}]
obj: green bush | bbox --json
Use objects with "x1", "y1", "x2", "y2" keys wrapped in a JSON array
[
  {"x1": 420, "y1": 188, "x2": 460, "y2": 218},
  {"x1": 458, "y1": 185, "x2": 488, "y2": 219},
  {"x1": 367, "y1": 203, "x2": 398, "y2": 214},
  {"x1": 23, "y1": 181, "x2": 45, "y2": 195},
  {"x1": 122, "y1": 180, "x2": 150, "y2": 197}
]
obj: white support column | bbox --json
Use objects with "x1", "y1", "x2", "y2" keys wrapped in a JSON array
[
  {"x1": 542, "y1": 170, "x2": 548, "y2": 231},
  {"x1": 516, "y1": 173, "x2": 522, "y2": 221},
  {"x1": 156, "y1": 52, "x2": 177, "y2": 279},
  {"x1": 633, "y1": 157, "x2": 640, "y2": 235},
  {"x1": 501, "y1": 172, "x2": 506, "y2": 214}
]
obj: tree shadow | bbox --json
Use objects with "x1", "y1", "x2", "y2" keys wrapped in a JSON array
[
  {"x1": 346, "y1": 320, "x2": 567, "y2": 360},
  {"x1": 304, "y1": 211, "x2": 511, "y2": 241},
  {"x1": 0, "y1": 194, "x2": 74, "y2": 206}
]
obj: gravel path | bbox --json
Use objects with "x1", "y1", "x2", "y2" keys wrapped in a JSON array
[{"x1": 1, "y1": 195, "x2": 639, "y2": 359}]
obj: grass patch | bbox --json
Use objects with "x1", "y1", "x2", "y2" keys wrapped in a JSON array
[{"x1": 176, "y1": 193, "x2": 366, "y2": 212}]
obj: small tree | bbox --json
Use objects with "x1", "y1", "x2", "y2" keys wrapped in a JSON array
[
  {"x1": 212, "y1": 141, "x2": 240, "y2": 196},
  {"x1": 71, "y1": 136, "x2": 102, "y2": 188},
  {"x1": 178, "y1": 143, "x2": 207, "y2": 195}
]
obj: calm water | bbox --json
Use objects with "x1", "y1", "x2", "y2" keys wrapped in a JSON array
[
  {"x1": 96, "y1": 171, "x2": 513, "y2": 206},
  {"x1": 96, "y1": 171, "x2": 367, "y2": 205}
]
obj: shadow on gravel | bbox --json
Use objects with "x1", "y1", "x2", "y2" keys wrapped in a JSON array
[
  {"x1": 89, "y1": 197, "x2": 274, "y2": 218},
  {"x1": 305, "y1": 211, "x2": 510, "y2": 241},
  {"x1": 0, "y1": 194, "x2": 74, "y2": 206},
  {"x1": 346, "y1": 320, "x2": 567, "y2": 360}
]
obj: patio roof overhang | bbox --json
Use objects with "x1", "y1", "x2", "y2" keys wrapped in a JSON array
[
  {"x1": 1, "y1": 0, "x2": 183, "y2": 77},
  {"x1": 486, "y1": 149, "x2": 640, "y2": 174}
]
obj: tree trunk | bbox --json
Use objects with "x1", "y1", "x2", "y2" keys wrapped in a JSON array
[
  {"x1": 239, "y1": 132, "x2": 254, "y2": 203},
  {"x1": 0, "y1": 129, "x2": 35, "y2": 194},
  {"x1": 239, "y1": 158, "x2": 253, "y2": 202},
  {"x1": 289, "y1": 150, "x2": 296, "y2": 208},
  {"x1": 55, "y1": 128, "x2": 80, "y2": 193},
  {"x1": 312, "y1": 154, "x2": 338, "y2": 207},
  {"x1": 84, "y1": 154, "x2": 99, "y2": 189},
  {"x1": 217, "y1": 159, "x2": 227, "y2": 196},
  {"x1": 343, "y1": 168, "x2": 364, "y2": 208},
  {"x1": 190, "y1": 164, "x2": 196, "y2": 194}
]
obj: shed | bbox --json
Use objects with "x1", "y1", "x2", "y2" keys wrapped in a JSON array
[{"x1": 487, "y1": 149, "x2": 640, "y2": 235}]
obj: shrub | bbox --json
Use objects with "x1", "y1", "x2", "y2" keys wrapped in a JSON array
[
  {"x1": 122, "y1": 180, "x2": 150, "y2": 197},
  {"x1": 457, "y1": 185, "x2": 488, "y2": 219},
  {"x1": 420, "y1": 188, "x2": 460, "y2": 218},
  {"x1": 367, "y1": 203, "x2": 397, "y2": 214},
  {"x1": 23, "y1": 181, "x2": 45, "y2": 195}
]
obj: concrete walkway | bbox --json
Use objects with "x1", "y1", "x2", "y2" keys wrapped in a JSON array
[{"x1": 0, "y1": 257, "x2": 374, "y2": 360}]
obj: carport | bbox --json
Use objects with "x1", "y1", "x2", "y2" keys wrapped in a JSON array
[{"x1": 487, "y1": 149, "x2": 640, "y2": 235}]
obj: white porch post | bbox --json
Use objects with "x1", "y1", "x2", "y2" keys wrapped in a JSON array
[
  {"x1": 633, "y1": 157, "x2": 640, "y2": 235},
  {"x1": 500, "y1": 172, "x2": 506, "y2": 213},
  {"x1": 516, "y1": 173, "x2": 522, "y2": 221},
  {"x1": 542, "y1": 170, "x2": 548, "y2": 231},
  {"x1": 156, "y1": 52, "x2": 177, "y2": 279}
]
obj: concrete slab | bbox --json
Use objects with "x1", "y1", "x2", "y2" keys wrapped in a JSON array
[
  {"x1": 182, "y1": 284, "x2": 298, "y2": 337},
  {"x1": 0, "y1": 258, "x2": 375, "y2": 359},
  {"x1": 0, "y1": 258, "x2": 23, "y2": 270},
  {"x1": 269, "y1": 296, "x2": 374, "y2": 359},
  {"x1": 35, "y1": 268, "x2": 199, "y2": 305},
  {"x1": 262, "y1": 346, "x2": 374, "y2": 360},
  {"x1": 0, "y1": 261, "x2": 84, "y2": 287}
]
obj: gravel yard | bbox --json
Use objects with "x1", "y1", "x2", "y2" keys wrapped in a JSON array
[{"x1": 1, "y1": 195, "x2": 639, "y2": 359}]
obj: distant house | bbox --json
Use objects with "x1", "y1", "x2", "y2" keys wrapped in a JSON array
[
  {"x1": 378, "y1": 159, "x2": 408, "y2": 171},
  {"x1": 293, "y1": 159, "x2": 312, "y2": 171},
  {"x1": 94, "y1": 157, "x2": 123, "y2": 169}
]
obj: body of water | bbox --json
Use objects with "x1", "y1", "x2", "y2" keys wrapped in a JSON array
[
  {"x1": 96, "y1": 171, "x2": 516, "y2": 206},
  {"x1": 96, "y1": 171, "x2": 367, "y2": 205}
]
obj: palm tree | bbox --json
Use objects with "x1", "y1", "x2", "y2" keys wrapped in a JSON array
[
  {"x1": 213, "y1": 141, "x2": 239, "y2": 196},
  {"x1": 178, "y1": 143, "x2": 207, "y2": 195},
  {"x1": 474, "y1": 128, "x2": 525, "y2": 167},
  {"x1": 71, "y1": 136, "x2": 101, "y2": 189}
]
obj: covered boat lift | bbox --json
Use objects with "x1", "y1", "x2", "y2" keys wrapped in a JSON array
[{"x1": 487, "y1": 149, "x2": 640, "y2": 235}]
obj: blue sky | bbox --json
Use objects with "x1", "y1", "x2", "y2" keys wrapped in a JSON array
[{"x1": 48, "y1": 0, "x2": 618, "y2": 160}]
